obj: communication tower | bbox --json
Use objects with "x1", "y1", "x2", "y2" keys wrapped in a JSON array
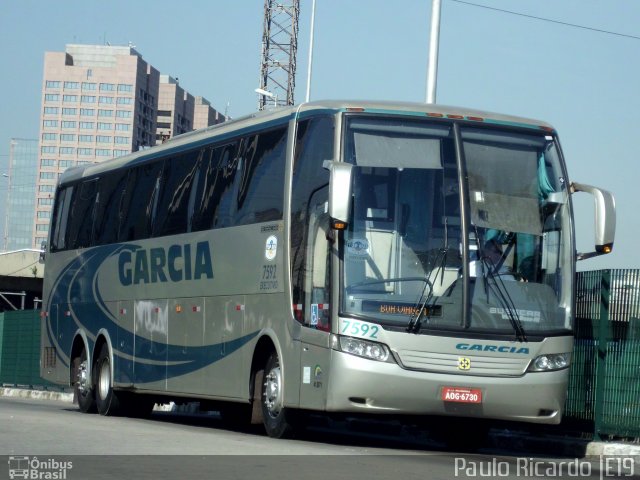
[{"x1": 258, "y1": 0, "x2": 300, "y2": 110}]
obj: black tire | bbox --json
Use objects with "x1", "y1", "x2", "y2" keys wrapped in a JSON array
[
  {"x1": 95, "y1": 343, "x2": 122, "y2": 416},
  {"x1": 73, "y1": 349, "x2": 96, "y2": 413},
  {"x1": 261, "y1": 352, "x2": 297, "y2": 438}
]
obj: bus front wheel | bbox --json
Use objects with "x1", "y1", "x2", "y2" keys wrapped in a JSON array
[{"x1": 261, "y1": 352, "x2": 296, "y2": 438}]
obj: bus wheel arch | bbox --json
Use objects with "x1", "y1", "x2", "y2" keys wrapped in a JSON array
[
  {"x1": 250, "y1": 334, "x2": 297, "y2": 438},
  {"x1": 248, "y1": 335, "x2": 276, "y2": 425},
  {"x1": 70, "y1": 334, "x2": 96, "y2": 413}
]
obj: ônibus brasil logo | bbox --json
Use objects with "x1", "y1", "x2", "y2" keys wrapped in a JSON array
[{"x1": 8, "y1": 456, "x2": 72, "y2": 479}]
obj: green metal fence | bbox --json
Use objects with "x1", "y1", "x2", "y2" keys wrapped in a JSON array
[
  {"x1": 0, "y1": 309, "x2": 58, "y2": 389},
  {"x1": 566, "y1": 269, "x2": 640, "y2": 440}
]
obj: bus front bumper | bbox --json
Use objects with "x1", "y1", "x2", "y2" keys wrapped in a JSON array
[{"x1": 325, "y1": 350, "x2": 569, "y2": 424}]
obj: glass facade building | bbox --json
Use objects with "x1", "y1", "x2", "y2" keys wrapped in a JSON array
[{"x1": 4, "y1": 138, "x2": 38, "y2": 251}]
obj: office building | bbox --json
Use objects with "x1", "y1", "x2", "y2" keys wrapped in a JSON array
[
  {"x1": 4, "y1": 138, "x2": 38, "y2": 251},
  {"x1": 156, "y1": 75, "x2": 225, "y2": 145},
  {"x1": 34, "y1": 44, "x2": 224, "y2": 247}
]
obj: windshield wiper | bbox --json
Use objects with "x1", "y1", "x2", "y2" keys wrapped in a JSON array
[
  {"x1": 481, "y1": 255, "x2": 528, "y2": 342},
  {"x1": 408, "y1": 216, "x2": 455, "y2": 334},
  {"x1": 406, "y1": 248, "x2": 447, "y2": 333}
]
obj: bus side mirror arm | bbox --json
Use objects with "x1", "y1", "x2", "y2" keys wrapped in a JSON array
[
  {"x1": 571, "y1": 182, "x2": 616, "y2": 261},
  {"x1": 324, "y1": 161, "x2": 353, "y2": 229}
]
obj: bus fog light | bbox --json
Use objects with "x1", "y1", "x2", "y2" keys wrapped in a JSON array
[
  {"x1": 338, "y1": 336, "x2": 390, "y2": 362},
  {"x1": 529, "y1": 353, "x2": 571, "y2": 372}
]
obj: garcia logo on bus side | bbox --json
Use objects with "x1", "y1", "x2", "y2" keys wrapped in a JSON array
[
  {"x1": 456, "y1": 343, "x2": 530, "y2": 354},
  {"x1": 118, "y1": 241, "x2": 213, "y2": 286}
]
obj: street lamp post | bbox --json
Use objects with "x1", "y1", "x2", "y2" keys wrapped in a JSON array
[
  {"x1": 1, "y1": 172, "x2": 9, "y2": 251},
  {"x1": 255, "y1": 88, "x2": 278, "y2": 108},
  {"x1": 426, "y1": 0, "x2": 442, "y2": 104},
  {"x1": 305, "y1": 0, "x2": 317, "y2": 103}
]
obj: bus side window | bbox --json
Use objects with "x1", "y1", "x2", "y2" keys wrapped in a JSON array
[
  {"x1": 235, "y1": 127, "x2": 287, "y2": 226},
  {"x1": 291, "y1": 116, "x2": 334, "y2": 329},
  {"x1": 153, "y1": 150, "x2": 200, "y2": 237},
  {"x1": 50, "y1": 186, "x2": 74, "y2": 252},
  {"x1": 93, "y1": 170, "x2": 128, "y2": 246},
  {"x1": 189, "y1": 141, "x2": 240, "y2": 231},
  {"x1": 118, "y1": 162, "x2": 163, "y2": 241},
  {"x1": 190, "y1": 146, "x2": 218, "y2": 232},
  {"x1": 212, "y1": 142, "x2": 239, "y2": 229},
  {"x1": 66, "y1": 179, "x2": 98, "y2": 249}
]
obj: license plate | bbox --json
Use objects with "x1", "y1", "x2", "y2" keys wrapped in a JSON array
[{"x1": 441, "y1": 386, "x2": 482, "y2": 404}]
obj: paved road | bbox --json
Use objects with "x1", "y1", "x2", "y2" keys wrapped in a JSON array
[
  {"x1": 0, "y1": 396, "x2": 428, "y2": 456},
  {"x1": 0, "y1": 397, "x2": 619, "y2": 480}
]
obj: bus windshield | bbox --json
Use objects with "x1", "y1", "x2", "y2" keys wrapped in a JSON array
[{"x1": 341, "y1": 116, "x2": 573, "y2": 336}]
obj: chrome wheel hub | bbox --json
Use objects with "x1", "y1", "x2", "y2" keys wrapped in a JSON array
[
  {"x1": 77, "y1": 359, "x2": 90, "y2": 396},
  {"x1": 264, "y1": 366, "x2": 283, "y2": 418}
]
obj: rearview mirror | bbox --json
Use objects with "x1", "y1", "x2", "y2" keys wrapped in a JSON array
[
  {"x1": 571, "y1": 182, "x2": 616, "y2": 260},
  {"x1": 323, "y1": 161, "x2": 352, "y2": 228}
]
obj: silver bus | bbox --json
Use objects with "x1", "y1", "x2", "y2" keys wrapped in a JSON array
[{"x1": 40, "y1": 101, "x2": 615, "y2": 438}]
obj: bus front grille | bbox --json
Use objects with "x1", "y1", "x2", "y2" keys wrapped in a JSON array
[{"x1": 395, "y1": 350, "x2": 529, "y2": 376}]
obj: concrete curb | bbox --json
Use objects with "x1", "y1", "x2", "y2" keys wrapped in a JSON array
[
  {"x1": 154, "y1": 402, "x2": 202, "y2": 413},
  {"x1": 489, "y1": 428, "x2": 640, "y2": 458},
  {"x1": 585, "y1": 442, "x2": 640, "y2": 456},
  {"x1": 0, "y1": 387, "x2": 73, "y2": 403},
  {"x1": 0, "y1": 386, "x2": 202, "y2": 414}
]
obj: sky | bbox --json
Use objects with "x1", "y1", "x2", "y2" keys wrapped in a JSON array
[{"x1": 0, "y1": 0, "x2": 637, "y2": 270}]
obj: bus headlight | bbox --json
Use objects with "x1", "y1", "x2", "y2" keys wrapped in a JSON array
[
  {"x1": 528, "y1": 353, "x2": 571, "y2": 372},
  {"x1": 335, "y1": 335, "x2": 390, "y2": 362}
]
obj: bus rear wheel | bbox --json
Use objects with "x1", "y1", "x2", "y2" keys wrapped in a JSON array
[
  {"x1": 95, "y1": 343, "x2": 121, "y2": 416},
  {"x1": 261, "y1": 352, "x2": 296, "y2": 438},
  {"x1": 73, "y1": 349, "x2": 96, "y2": 413}
]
